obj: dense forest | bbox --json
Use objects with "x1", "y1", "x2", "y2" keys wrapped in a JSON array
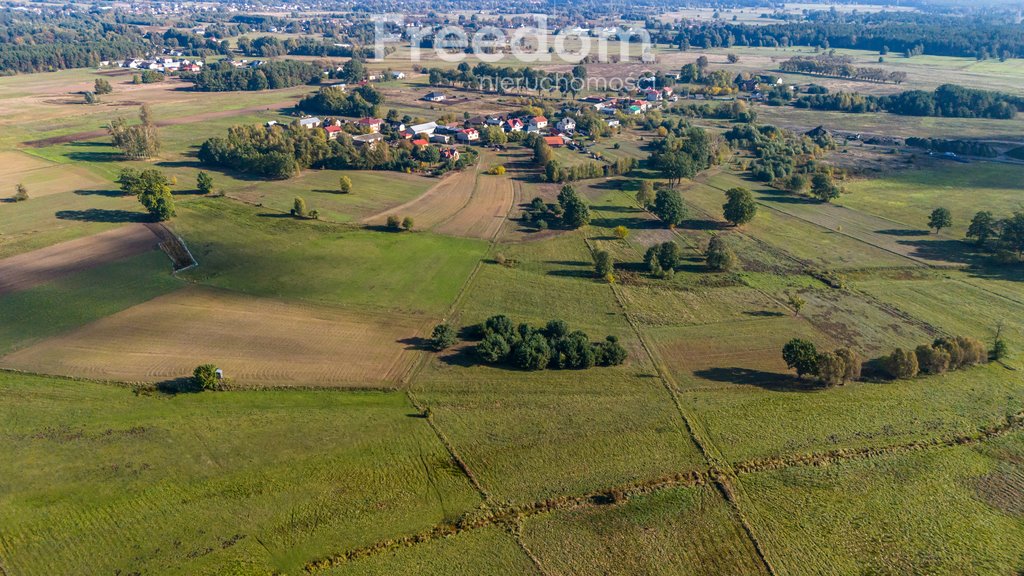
[
  {"x1": 189, "y1": 60, "x2": 323, "y2": 91},
  {"x1": 0, "y1": 9, "x2": 149, "y2": 74}
]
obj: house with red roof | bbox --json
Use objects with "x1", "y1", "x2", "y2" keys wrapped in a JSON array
[{"x1": 356, "y1": 117, "x2": 384, "y2": 133}]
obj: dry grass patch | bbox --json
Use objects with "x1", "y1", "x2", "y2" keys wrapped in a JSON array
[
  {"x1": 0, "y1": 286, "x2": 429, "y2": 388},
  {"x1": 433, "y1": 151, "x2": 518, "y2": 240},
  {"x1": 619, "y1": 285, "x2": 787, "y2": 327},
  {"x1": 364, "y1": 163, "x2": 481, "y2": 230},
  {"x1": 647, "y1": 315, "x2": 833, "y2": 390}
]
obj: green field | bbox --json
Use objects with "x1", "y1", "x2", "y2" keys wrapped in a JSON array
[
  {"x1": 0, "y1": 251, "x2": 181, "y2": 354},
  {"x1": 0, "y1": 372, "x2": 482, "y2": 576},
  {"x1": 3, "y1": 37, "x2": 1024, "y2": 575}
]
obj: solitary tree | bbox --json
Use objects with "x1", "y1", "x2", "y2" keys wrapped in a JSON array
[
  {"x1": 636, "y1": 180, "x2": 655, "y2": 207},
  {"x1": 928, "y1": 207, "x2": 952, "y2": 234},
  {"x1": 338, "y1": 175, "x2": 353, "y2": 194},
  {"x1": 722, "y1": 187, "x2": 757, "y2": 226},
  {"x1": 402, "y1": 216, "x2": 415, "y2": 231},
  {"x1": 653, "y1": 188, "x2": 686, "y2": 228},
  {"x1": 1002, "y1": 212, "x2": 1024, "y2": 258},
  {"x1": 782, "y1": 339, "x2": 819, "y2": 377},
  {"x1": 727, "y1": 53, "x2": 740, "y2": 63},
  {"x1": 84, "y1": 91, "x2": 98, "y2": 104},
  {"x1": 558, "y1": 185, "x2": 590, "y2": 229},
  {"x1": 192, "y1": 364, "x2": 219, "y2": 390},
  {"x1": 386, "y1": 215, "x2": 401, "y2": 230},
  {"x1": 966, "y1": 211, "x2": 997, "y2": 246},
  {"x1": 94, "y1": 78, "x2": 113, "y2": 95},
  {"x1": 614, "y1": 225, "x2": 629, "y2": 240},
  {"x1": 787, "y1": 292, "x2": 806, "y2": 316},
  {"x1": 196, "y1": 171, "x2": 214, "y2": 195},
  {"x1": 429, "y1": 324, "x2": 458, "y2": 351},
  {"x1": 293, "y1": 197, "x2": 308, "y2": 218},
  {"x1": 13, "y1": 183, "x2": 28, "y2": 202},
  {"x1": 705, "y1": 235, "x2": 736, "y2": 271},
  {"x1": 593, "y1": 250, "x2": 613, "y2": 277}
]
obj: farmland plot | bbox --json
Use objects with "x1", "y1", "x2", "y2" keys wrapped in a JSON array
[
  {"x1": 364, "y1": 162, "x2": 481, "y2": 230},
  {"x1": 740, "y1": 432, "x2": 1024, "y2": 575},
  {"x1": 0, "y1": 286, "x2": 429, "y2": 388},
  {"x1": 0, "y1": 373, "x2": 481, "y2": 576},
  {"x1": 0, "y1": 223, "x2": 161, "y2": 295},
  {"x1": 523, "y1": 485, "x2": 769, "y2": 576}
]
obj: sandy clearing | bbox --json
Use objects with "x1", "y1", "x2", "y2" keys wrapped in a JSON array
[
  {"x1": 0, "y1": 286, "x2": 430, "y2": 388},
  {"x1": 0, "y1": 224, "x2": 161, "y2": 295}
]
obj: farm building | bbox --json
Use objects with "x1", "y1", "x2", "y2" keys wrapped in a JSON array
[
  {"x1": 299, "y1": 117, "x2": 322, "y2": 129},
  {"x1": 423, "y1": 92, "x2": 446, "y2": 102},
  {"x1": 411, "y1": 122, "x2": 438, "y2": 136},
  {"x1": 352, "y1": 133, "x2": 385, "y2": 147}
]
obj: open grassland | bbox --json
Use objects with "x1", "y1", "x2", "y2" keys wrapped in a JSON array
[
  {"x1": 229, "y1": 168, "x2": 436, "y2": 224},
  {"x1": 416, "y1": 234, "x2": 704, "y2": 505},
  {"x1": 173, "y1": 199, "x2": 487, "y2": 316},
  {"x1": 839, "y1": 162, "x2": 1024, "y2": 237},
  {"x1": 617, "y1": 285, "x2": 787, "y2": 327},
  {"x1": 740, "y1": 431, "x2": 1024, "y2": 575},
  {"x1": 647, "y1": 315, "x2": 831, "y2": 391},
  {"x1": 0, "y1": 223, "x2": 160, "y2": 295},
  {"x1": 0, "y1": 373, "x2": 481, "y2": 576},
  {"x1": 690, "y1": 171, "x2": 935, "y2": 268},
  {"x1": 522, "y1": 485, "x2": 769, "y2": 576},
  {"x1": 0, "y1": 186, "x2": 148, "y2": 259},
  {"x1": 323, "y1": 526, "x2": 537, "y2": 576},
  {"x1": 684, "y1": 363, "x2": 1024, "y2": 464},
  {"x1": 0, "y1": 150, "x2": 107, "y2": 199},
  {"x1": 0, "y1": 286, "x2": 428, "y2": 388},
  {"x1": 364, "y1": 162, "x2": 480, "y2": 229},
  {"x1": 854, "y1": 273, "x2": 1024, "y2": 353},
  {"x1": 0, "y1": 250, "x2": 180, "y2": 355}
]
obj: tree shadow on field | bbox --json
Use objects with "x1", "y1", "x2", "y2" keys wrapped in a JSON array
[
  {"x1": 878, "y1": 228, "x2": 929, "y2": 237},
  {"x1": 694, "y1": 367, "x2": 819, "y2": 392},
  {"x1": 155, "y1": 377, "x2": 203, "y2": 395},
  {"x1": 437, "y1": 346, "x2": 478, "y2": 368},
  {"x1": 897, "y1": 238, "x2": 977, "y2": 265},
  {"x1": 680, "y1": 218, "x2": 727, "y2": 231},
  {"x1": 398, "y1": 336, "x2": 431, "y2": 351},
  {"x1": 74, "y1": 189, "x2": 126, "y2": 198},
  {"x1": 760, "y1": 195, "x2": 820, "y2": 205},
  {"x1": 66, "y1": 151, "x2": 123, "y2": 163},
  {"x1": 744, "y1": 310, "x2": 787, "y2": 318},
  {"x1": 55, "y1": 209, "x2": 151, "y2": 223}
]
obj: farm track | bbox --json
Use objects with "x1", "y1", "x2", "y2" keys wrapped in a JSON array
[
  {"x1": 20, "y1": 100, "x2": 297, "y2": 148},
  {"x1": 0, "y1": 223, "x2": 160, "y2": 295}
]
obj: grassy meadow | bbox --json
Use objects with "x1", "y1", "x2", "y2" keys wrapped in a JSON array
[{"x1": 2, "y1": 40, "x2": 1024, "y2": 575}]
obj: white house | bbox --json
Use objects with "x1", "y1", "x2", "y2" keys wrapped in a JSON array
[
  {"x1": 456, "y1": 128, "x2": 480, "y2": 143},
  {"x1": 606, "y1": 119, "x2": 620, "y2": 128},
  {"x1": 529, "y1": 116, "x2": 548, "y2": 130},
  {"x1": 556, "y1": 117, "x2": 576, "y2": 132},
  {"x1": 411, "y1": 122, "x2": 438, "y2": 136},
  {"x1": 391, "y1": 71, "x2": 406, "y2": 79},
  {"x1": 299, "y1": 117, "x2": 322, "y2": 129},
  {"x1": 423, "y1": 92, "x2": 446, "y2": 102}
]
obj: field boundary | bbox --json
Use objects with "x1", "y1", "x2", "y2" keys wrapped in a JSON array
[{"x1": 301, "y1": 401, "x2": 1024, "y2": 572}]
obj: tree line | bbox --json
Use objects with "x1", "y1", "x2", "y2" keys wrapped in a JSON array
[
  {"x1": 189, "y1": 60, "x2": 324, "y2": 92},
  {"x1": 795, "y1": 84, "x2": 1024, "y2": 119},
  {"x1": 779, "y1": 55, "x2": 907, "y2": 84}
]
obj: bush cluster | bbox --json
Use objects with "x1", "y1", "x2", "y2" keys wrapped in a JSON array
[
  {"x1": 473, "y1": 316, "x2": 626, "y2": 371},
  {"x1": 884, "y1": 336, "x2": 988, "y2": 380},
  {"x1": 782, "y1": 339, "x2": 862, "y2": 387}
]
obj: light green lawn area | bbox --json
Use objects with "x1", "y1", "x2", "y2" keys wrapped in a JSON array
[
  {"x1": 741, "y1": 431, "x2": 1024, "y2": 575},
  {"x1": 523, "y1": 485, "x2": 769, "y2": 575},
  {"x1": 0, "y1": 250, "x2": 181, "y2": 355},
  {"x1": 173, "y1": 198, "x2": 487, "y2": 316},
  {"x1": 684, "y1": 362, "x2": 1024, "y2": 463},
  {"x1": 324, "y1": 526, "x2": 537, "y2": 576},
  {"x1": 839, "y1": 162, "x2": 1024, "y2": 237},
  {"x1": 0, "y1": 372, "x2": 482, "y2": 576}
]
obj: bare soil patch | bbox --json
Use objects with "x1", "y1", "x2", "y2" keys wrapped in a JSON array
[
  {"x1": 0, "y1": 224, "x2": 161, "y2": 295},
  {"x1": 0, "y1": 286, "x2": 431, "y2": 388}
]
